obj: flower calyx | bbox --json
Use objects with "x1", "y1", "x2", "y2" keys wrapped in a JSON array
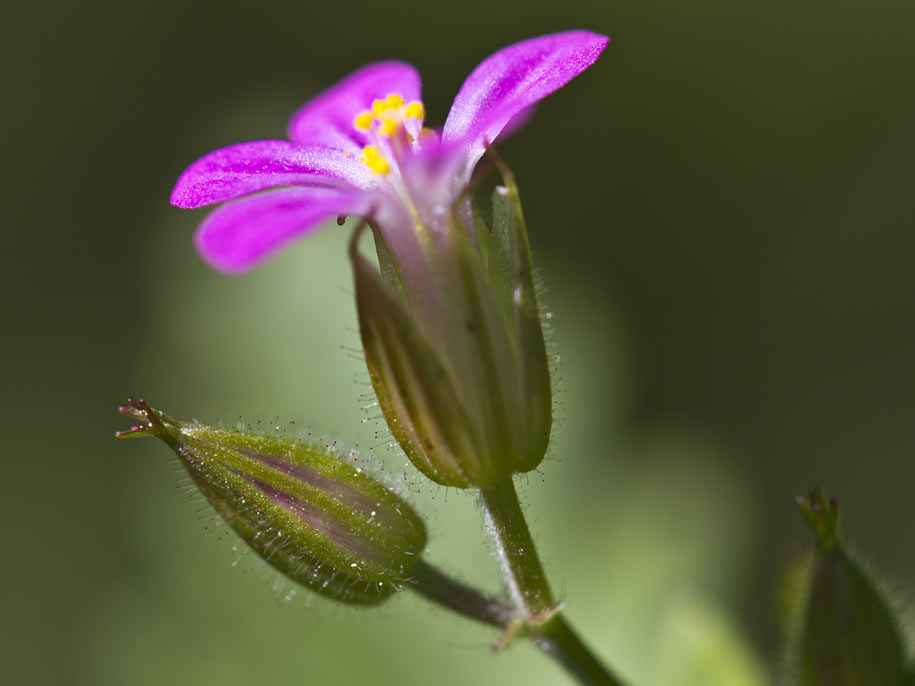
[
  {"x1": 117, "y1": 398, "x2": 427, "y2": 605},
  {"x1": 348, "y1": 150, "x2": 552, "y2": 489},
  {"x1": 790, "y1": 489, "x2": 908, "y2": 685}
]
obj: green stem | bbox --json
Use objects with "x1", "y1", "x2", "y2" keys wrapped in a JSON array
[
  {"x1": 533, "y1": 615, "x2": 624, "y2": 686},
  {"x1": 479, "y1": 475, "x2": 628, "y2": 686},
  {"x1": 479, "y1": 475, "x2": 555, "y2": 614},
  {"x1": 407, "y1": 558, "x2": 516, "y2": 628}
]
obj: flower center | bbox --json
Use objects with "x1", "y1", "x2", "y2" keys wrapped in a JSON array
[{"x1": 353, "y1": 93, "x2": 425, "y2": 175}]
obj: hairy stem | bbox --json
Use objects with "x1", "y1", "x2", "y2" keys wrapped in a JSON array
[
  {"x1": 479, "y1": 475, "x2": 555, "y2": 615},
  {"x1": 407, "y1": 558, "x2": 516, "y2": 628},
  {"x1": 533, "y1": 614, "x2": 625, "y2": 686},
  {"x1": 479, "y1": 475, "x2": 628, "y2": 686}
]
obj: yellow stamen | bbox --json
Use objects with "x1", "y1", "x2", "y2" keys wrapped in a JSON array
[
  {"x1": 360, "y1": 145, "x2": 390, "y2": 175},
  {"x1": 371, "y1": 157, "x2": 390, "y2": 175},
  {"x1": 372, "y1": 98, "x2": 389, "y2": 118},
  {"x1": 353, "y1": 111, "x2": 373, "y2": 130},
  {"x1": 378, "y1": 119, "x2": 398, "y2": 137},
  {"x1": 406, "y1": 102, "x2": 425, "y2": 119},
  {"x1": 355, "y1": 93, "x2": 425, "y2": 146}
]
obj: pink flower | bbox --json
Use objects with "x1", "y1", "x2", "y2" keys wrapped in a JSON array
[
  {"x1": 170, "y1": 31, "x2": 608, "y2": 276},
  {"x1": 171, "y1": 31, "x2": 609, "y2": 487}
]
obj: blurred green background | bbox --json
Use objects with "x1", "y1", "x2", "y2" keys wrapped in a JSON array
[{"x1": 5, "y1": 1, "x2": 914, "y2": 684}]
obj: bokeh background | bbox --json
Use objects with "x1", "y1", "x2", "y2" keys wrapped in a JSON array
[{"x1": 5, "y1": 1, "x2": 914, "y2": 684}]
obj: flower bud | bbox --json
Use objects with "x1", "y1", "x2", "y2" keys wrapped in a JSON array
[
  {"x1": 117, "y1": 398, "x2": 427, "y2": 605},
  {"x1": 791, "y1": 489, "x2": 907, "y2": 686},
  {"x1": 351, "y1": 157, "x2": 551, "y2": 489}
]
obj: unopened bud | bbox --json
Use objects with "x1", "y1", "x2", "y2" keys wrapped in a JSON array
[
  {"x1": 351, "y1": 152, "x2": 551, "y2": 489},
  {"x1": 791, "y1": 489, "x2": 907, "y2": 686},
  {"x1": 117, "y1": 399, "x2": 427, "y2": 605}
]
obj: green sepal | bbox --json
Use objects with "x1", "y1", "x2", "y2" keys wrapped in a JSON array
[
  {"x1": 350, "y1": 232, "x2": 480, "y2": 488},
  {"x1": 486, "y1": 159, "x2": 552, "y2": 471},
  {"x1": 348, "y1": 150, "x2": 553, "y2": 489},
  {"x1": 117, "y1": 399, "x2": 427, "y2": 605},
  {"x1": 370, "y1": 223, "x2": 408, "y2": 306},
  {"x1": 473, "y1": 207, "x2": 493, "y2": 277},
  {"x1": 790, "y1": 490, "x2": 908, "y2": 686}
]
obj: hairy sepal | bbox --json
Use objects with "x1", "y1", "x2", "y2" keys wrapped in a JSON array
[{"x1": 117, "y1": 399, "x2": 427, "y2": 605}]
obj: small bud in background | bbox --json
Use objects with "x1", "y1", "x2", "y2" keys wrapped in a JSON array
[
  {"x1": 350, "y1": 153, "x2": 552, "y2": 489},
  {"x1": 789, "y1": 489, "x2": 908, "y2": 686},
  {"x1": 117, "y1": 399, "x2": 427, "y2": 605}
]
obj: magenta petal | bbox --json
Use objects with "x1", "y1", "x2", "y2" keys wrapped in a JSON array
[
  {"x1": 442, "y1": 30, "x2": 608, "y2": 157},
  {"x1": 170, "y1": 140, "x2": 373, "y2": 209},
  {"x1": 195, "y1": 187, "x2": 379, "y2": 274},
  {"x1": 287, "y1": 61, "x2": 422, "y2": 153},
  {"x1": 500, "y1": 105, "x2": 536, "y2": 139}
]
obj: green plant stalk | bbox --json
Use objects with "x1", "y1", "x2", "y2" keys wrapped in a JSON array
[
  {"x1": 479, "y1": 476, "x2": 555, "y2": 614},
  {"x1": 534, "y1": 615, "x2": 626, "y2": 686},
  {"x1": 479, "y1": 476, "x2": 628, "y2": 686},
  {"x1": 407, "y1": 559, "x2": 515, "y2": 628}
]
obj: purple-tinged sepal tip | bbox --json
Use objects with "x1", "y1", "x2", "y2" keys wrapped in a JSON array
[
  {"x1": 116, "y1": 398, "x2": 427, "y2": 605},
  {"x1": 795, "y1": 487, "x2": 840, "y2": 552},
  {"x1": 786, "y1": 489, "x2": 908, "y2": 685}
]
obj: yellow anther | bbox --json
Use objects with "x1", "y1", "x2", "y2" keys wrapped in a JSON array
[
  {"x1": 406, "y1": 101, "x2": 425, "y2": 119},
  {"x1": 378, "y1": 119, "x2": 398, "y2": 137},
  {"x1": 372, "y1": 98, "x2": 390, "y2": 118},
  {"x1": 353, "y1": 111, "x2": 373, "y2": 130},
  {"x1": 371, "y1": 157, "x2": 390, "y2": 175},
  {"x1": 360, "y1": 145, "x2": 390, "y2": 175},
  {"x1": 361, "y1": 93, "x2": 415, "y2": 139}
]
